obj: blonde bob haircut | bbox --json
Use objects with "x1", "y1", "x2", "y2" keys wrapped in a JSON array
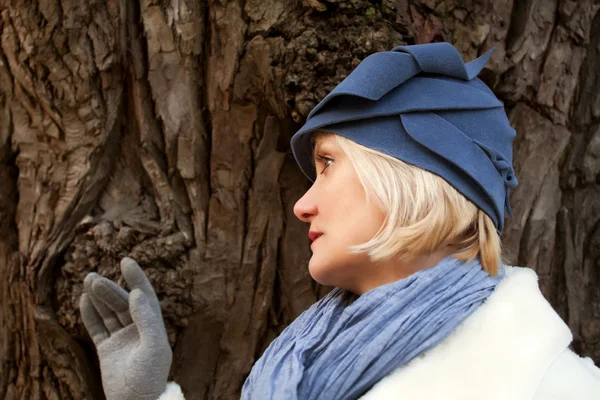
[{"x1": 312, "y1": 131, "x2": 503, "y2": 276}]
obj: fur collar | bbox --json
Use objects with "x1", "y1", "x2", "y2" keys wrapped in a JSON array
[{"x1": 360, "y1": 266, "x2": 573, "y2": 400}]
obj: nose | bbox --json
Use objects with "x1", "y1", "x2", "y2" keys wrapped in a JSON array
[{"x1": 293, "y1": 184, "x2": 318, "y2": 223}]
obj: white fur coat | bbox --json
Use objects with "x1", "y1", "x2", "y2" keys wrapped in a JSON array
[{"x1": 159, "y1": 267, "x2": 600, "y2": 400}]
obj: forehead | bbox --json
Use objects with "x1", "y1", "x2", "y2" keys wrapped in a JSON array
[{"x1": 311, "y1": 132, "x2": 336, "y2": 151}]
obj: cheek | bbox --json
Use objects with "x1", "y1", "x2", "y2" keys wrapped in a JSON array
[
  {"x1": 339, "y1": 194, "x2": 385, "y2": 242},
  {"x1": 364, "y1": 202, "x2": 386, "y2": 237},
  {"x1": 347, "y1": 209, "x2": 381, "y2": 245}
]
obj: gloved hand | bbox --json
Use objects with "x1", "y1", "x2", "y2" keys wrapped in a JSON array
[{"x1": 80, "y1": 257, "x2": 172, "y2": 400}]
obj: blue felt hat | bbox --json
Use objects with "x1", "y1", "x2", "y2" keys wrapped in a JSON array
[{"x1": 290, "y1": 42, "x2": 518, "y2": 232}]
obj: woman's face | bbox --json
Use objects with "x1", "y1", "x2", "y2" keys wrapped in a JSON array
[{"x1": 293, "y1": 134, "x2": 387, "y2": 293}]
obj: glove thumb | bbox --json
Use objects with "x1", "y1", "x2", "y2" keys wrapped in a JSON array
[{"x1": 129, "y1": 289, "x2": 167, "y2": 345}]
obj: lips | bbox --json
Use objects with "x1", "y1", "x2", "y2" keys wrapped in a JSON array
[{"x1": 309, "y1": 231, "x2": 323, "y2": 242}]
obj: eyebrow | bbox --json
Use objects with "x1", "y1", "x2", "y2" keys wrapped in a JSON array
[
  {"x1": 310, "y1": 133, "x2": 336, "y2": 166},
  {"x1": 311, "y1": 137, "x2": 321, "y2": 166},
  {"x1": 311, "y1": 138, "x2": 330, "y2": 165},
  {"x1": 311, "y1": 143, "x2": 320, "y2": 164}
]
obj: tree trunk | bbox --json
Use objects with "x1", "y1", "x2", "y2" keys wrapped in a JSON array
[{"x1": 0, "y1": 0, "x2": 598, "y2": 398}]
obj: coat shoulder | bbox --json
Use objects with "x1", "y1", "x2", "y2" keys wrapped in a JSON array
[
  {"x1": 533, "y1": 349, "x2": 600, "y2": 399},
  {"x1": 360, "y1": 266, "x2": 574, "y2": 400}
]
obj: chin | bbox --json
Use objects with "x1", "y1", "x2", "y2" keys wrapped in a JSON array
[
  {"x1": 308, "y1": 257, "x2": 354, "y2": 289},
  {"x1": 307, "y1": 258, "x2": 336, "y2": 287}
]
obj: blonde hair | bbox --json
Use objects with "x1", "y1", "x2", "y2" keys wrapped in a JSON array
[{"x1": 312, "y1": 131, "x2": 502, "y2": 275}]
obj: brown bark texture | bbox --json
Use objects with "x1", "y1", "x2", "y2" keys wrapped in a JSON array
[{"x1": 0, "y1": 0, "x2": 599, "y2": 398}]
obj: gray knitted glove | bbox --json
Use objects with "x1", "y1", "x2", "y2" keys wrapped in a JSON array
[{"x1": 80, "y1": 257, "x2": 172, "y2": 400}]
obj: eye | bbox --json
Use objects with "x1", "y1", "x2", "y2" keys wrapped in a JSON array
[{"x1": 316, "y1": 155, "x2": 334, "y2": 175}]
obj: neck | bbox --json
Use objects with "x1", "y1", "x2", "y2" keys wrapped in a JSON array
[{"x1": 353, "y1": 248, "x2": 455, "y2": 295}]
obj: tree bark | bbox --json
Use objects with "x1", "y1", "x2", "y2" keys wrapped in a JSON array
[{"x1": 0, "y1": 0, "x2": 598, "y2": 398}]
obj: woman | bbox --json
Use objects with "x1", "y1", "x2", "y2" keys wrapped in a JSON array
[{"x1": 79, "y1": 43, "x2": 600, "y2": 400}]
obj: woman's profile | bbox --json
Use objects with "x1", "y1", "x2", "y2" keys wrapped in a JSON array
[{"x1": 79, "y1": 42, "x2": 600, "y2": 400}]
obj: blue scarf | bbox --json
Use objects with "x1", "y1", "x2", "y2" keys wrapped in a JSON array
[{"x1": 241, "y1": 257, "x2": 505, "y2": 400}]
